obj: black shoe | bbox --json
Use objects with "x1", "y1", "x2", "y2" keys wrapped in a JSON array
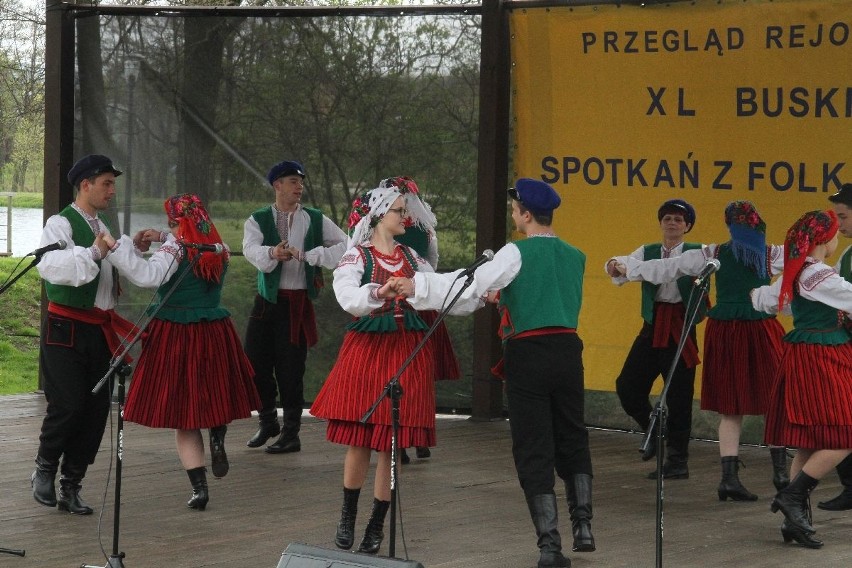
[
  {"x1": 400, "y1": 448, "x2": 411, "y2": 465},
  {"x1": 186, "y1": 467, "x2": 209, "y2": 511},
  {"x1": 639, "y1": 433, "x2": 657, "y2": 462},
  {"x1": 357, "y1": 499, "x2": 390, "y2": 554},
  {"x1": 817, "y1": 489, "x2": 852, "y2": 511},
  {"x1": 246, "y1": 420, "x2": 281, "y2": 448},
  {"x1": 781, "y1": 520, "x2": 823, "y2": 549},
  {"x1": 416, "y1": 447, "x2": 431, "y2": 459},
  {"x1": 209, "y1": 425, "x2": 229, "y2": 478},
  {"x1": 57, "y1": 485, "x2": 93, "y2": 515},
  {"x1": 647, "y1": 461, "x2": 689, "y2": 480},
  {"x1": 265, "y1": 432, "x2": 301, "y2": 454},
  {"x1": 30, "y1": 469, "x2": 56, "y2": 507}
]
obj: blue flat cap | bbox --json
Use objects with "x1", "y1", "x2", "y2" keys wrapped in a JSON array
[
  {"x1": 509, "y1": 178, "x2": 561, "y2": 213},
  {"x1": 67, "y1": 155, "x2": 122, "y2": 187},
  {"x1": 658, "y1": 199, "x2": 696, "y2": 229},
  {"x1": 267, "y1": 160, "x2": 306, "y2": 185}
]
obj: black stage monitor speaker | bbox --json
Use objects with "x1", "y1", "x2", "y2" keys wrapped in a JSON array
[{"x1": 277, "y1": 543, "x2": 425, "y2": 568}]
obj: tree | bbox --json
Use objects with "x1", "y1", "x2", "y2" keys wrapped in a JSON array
[{"x1": 0, "y1": 0, "x2": 45, "y2": 191}]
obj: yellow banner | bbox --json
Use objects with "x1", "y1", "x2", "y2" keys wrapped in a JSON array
[{"x1": 510, "y1": 0, "x2": 851, "y2": 393}]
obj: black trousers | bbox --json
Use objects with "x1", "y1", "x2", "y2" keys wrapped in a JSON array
[
  {"x1": 505, "y1": 333, "x2": 592, "y2": 499},
  {"x1": 244, "y1": 294, "x2": 308, "y2": 413},
  {"x1": 614, "y1": 323, "x2": 696, "y2": 437},
  {"x1": 37, "y1": 313, "x2": 112, "y2": 466}
]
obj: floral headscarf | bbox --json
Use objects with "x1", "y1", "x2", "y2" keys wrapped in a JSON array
[
  {"x1": 724, "y1": 201, "x2": 768, "y2": 278},
  {"x1": 379, "y1": 176, "x2": 437, "y2": 232},
  {"x1": 778, "y1": 209, "x2": 838, "y2": 309},
  {"x1": 164, "y1": 193, "x2": 228, "y2": 282},
  {"x1": 347, "y1": 186, "x2": 403, "y2": 247}
]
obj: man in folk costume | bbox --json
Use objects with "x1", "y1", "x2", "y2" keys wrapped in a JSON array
[
  {"x1": 817, "y1": 182, "x2": 852, "y2": 512},
  {"x1": 242, "y1": 160, "x2": 347, "y2": 453},
  {"x1": 605, "y1": 199, "x2": 707, "y2": 479},
  {"x1": 400, "y1": 178, "x2": 594, "y2": 568},
  {"x1": 31, "y1": 154, "x2": 136, "y2": 515}
]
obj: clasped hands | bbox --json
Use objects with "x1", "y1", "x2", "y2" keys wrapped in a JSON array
[
  {"x1": 377, "y1": 276, "x2": 414, "y2": 299},
  {"x1": 271, "y1": 241, "x2": 302, "y2": 262},
  {"x1": 605, "y1": 259, "x2": 628, "y2": 278}
]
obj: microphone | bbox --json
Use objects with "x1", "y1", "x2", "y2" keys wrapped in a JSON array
[
  {"x1": 28, "y1": 240, "x2": 67, "y2": 257},
  {"x1": 458, "y1": 249, "x2": 495, "y2": 279},
  {"x1": 182, "y1": 242, "x2": 225, "y2": 254},
  {"x1": 693, "y1": 258, "x2": 721, "y2": 286}
]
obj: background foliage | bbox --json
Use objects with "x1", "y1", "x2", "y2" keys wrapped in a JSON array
[{"x1": 0, "y1": 0, "x2": 483, "y2": 410}]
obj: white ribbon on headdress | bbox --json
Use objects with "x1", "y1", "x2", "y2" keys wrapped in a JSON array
[{"x1": 347, "y1": 186, "x2": 402, "y2": 248}]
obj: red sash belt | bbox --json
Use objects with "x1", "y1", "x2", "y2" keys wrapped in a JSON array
[
  {"x1": 277, "y1": 289, "x2": 318, "y2": 347},
  {"x1": 48, "y1": 302, "x2": 138, "y2": 362},
  {"x1": 490, "y1": 327, "x2": 577, "y2": 380},
  {"x1": 651, "y1": 302, "x2": 700, "y2": 369}
]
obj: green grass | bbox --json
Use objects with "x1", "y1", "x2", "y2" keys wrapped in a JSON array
[
  {"x1": 10, "y1": 193, "x2": 43, "y2": 208},
  {"x1": 0, "y1": 256, "x2": 41, "y2": 394}
]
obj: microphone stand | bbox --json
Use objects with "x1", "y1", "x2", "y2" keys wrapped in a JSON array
[
  {"x1": 82, "y1": 251, "x2": 201, "y2": 568},
  {"x1": 360, "y1": 273, "x2": 475, "y2": 559},
  {"x1": 0, "y1": 253, "x2": 44, "y2": 296},
  {"x1": 640, "y1": 275, "x2": 711, "y2": 568}
]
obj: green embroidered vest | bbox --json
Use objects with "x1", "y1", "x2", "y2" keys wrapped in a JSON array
[
  {"x1": 498, "y1": 238, "x2": 585, "y2": 341},
  {"x1": 43, "y1": 206, "x2": 112, "y2": 308},
  {"x1": 640, "y1": 242, "x2": 707, "y2": 325},
  {"x1": 839, "y1": 245, "x2": 852, "y2": 283},
  {"x1": 251, "y1": 205, "x2": 324, "y2": 302}
]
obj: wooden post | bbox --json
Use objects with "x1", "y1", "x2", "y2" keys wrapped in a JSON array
[{"x1": 471, "y1": 0, "x2": 510, "y2": 421}]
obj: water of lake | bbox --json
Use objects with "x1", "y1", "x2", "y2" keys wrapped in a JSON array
[{"x1": 0, "y1": 207, "x2": 167, "y2": 257}]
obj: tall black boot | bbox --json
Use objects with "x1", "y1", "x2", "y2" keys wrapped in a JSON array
[
  {"x1": 186, "y1": 467, "x2": 209, "y2": 511},
  {"x1": 31, "y1": 455, "x2": 59, "y2": 507},
  {"x1": 209, "y1": 425, "x2": 229, "y2": 478},
  {"x1": 647, "y1": 430, "x2": 689, "y2": 480},
  {"x1": 717, "y1": 456, "x2": 758, "y2": 501},
  {"x1": 335, "y1": 487, "x2": 360, "y2": 549},
  {"x1": 246, "y1": 409, "x2": 281, "y2": 448},
  {"x1": 57, "y1": 461, "x2": 93, "y2": 515},
  {"x1": 770, "y1": 447, "x2": 790, "y2": 491},
  {"x1": 526, "y1": 493, "x2": 570, "y2": 568},
  {"x1": 357, "y1": 498, "x2": 391, "y2": 554},
  {"x1": 771, "y1": 471, "x2": 818, "y2": 534},
  {"x1": 266, "y1": 408, "x2": 302, "y2": 454},
  {"x1": 818, "y1": 453, "x2": 852, "y2": 511},
  {"x1": 566, "y1": 474, "x2": 595, "y2": 552}
]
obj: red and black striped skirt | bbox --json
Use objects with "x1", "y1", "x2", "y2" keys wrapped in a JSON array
[
  {"x1": 310, "y1": 326, "x2": 437, "y2": 452},
  {"x1": 700, "y1": 317, "x2": 785, "y2": 415},
  {"x1": 764, "y1": 341, "x2": 852, "y2": 449},
  {"x1": 124, "y1": 318, "x2": 259, "y2": 429}
]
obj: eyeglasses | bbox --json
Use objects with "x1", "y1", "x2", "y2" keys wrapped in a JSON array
[
  {"x1": 387, "y1": 207, "x2": 408, "y2": 217},
  {"x1": 167, "y1": 220, "x2": 179, "y2": 228}
]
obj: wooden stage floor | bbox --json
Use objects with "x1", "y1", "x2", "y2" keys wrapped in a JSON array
[{"x1": 2, "y1": 393, "x2": 852, "y2": 567}]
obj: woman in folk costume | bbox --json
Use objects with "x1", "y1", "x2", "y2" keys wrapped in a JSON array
[
  {"x1": 379, "y1": 176, "x2": 461, "y2": 463},
  {"x1": 612, "y1": 201, "x2": 788, "y2": 500},
  {"x1": 104, "y1": 193, "x2": 259, "y2": 511},
  {"x1": 751, "y1": 209, "x2": 852, "y2": 549},
  {"x1": 310, "y1": 184, "x2": 439, "y2": 555}
]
